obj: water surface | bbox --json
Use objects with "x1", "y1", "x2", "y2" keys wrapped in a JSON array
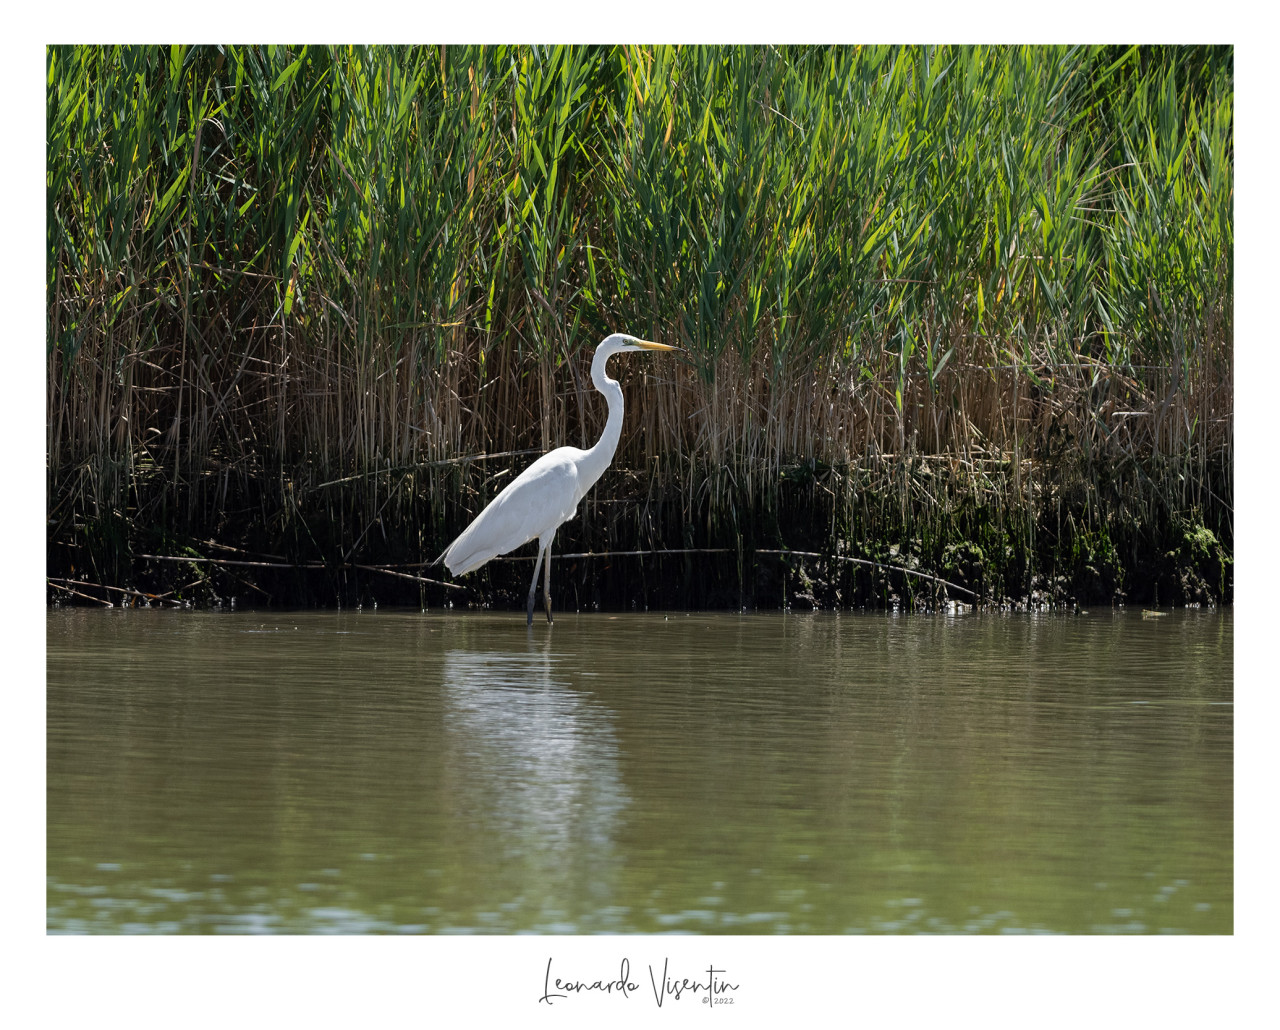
[{"x1": 47, "y1": 607, "x2": 1232, "y2": 933}]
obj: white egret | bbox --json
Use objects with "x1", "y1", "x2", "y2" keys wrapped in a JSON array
[{"x1": 441, "y1": 333, "x2": 678, "y2": 625}]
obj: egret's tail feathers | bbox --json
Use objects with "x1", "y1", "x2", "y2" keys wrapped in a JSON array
[
  {"x1": 443, "y1": 552, "x2": 485, "y2": 577},
  {"x1": 440, "y1": 536, "x2": 489, "y2": 577}
]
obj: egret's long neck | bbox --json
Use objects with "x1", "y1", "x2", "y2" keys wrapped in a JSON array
[{"x1": 579, "y1": 347, "x2": 626, "y2": 490}]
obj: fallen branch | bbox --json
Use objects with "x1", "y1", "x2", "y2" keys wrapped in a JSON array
[
  {"x1": 133, "y1": 552, "x2": 468, "y2": 591},
  {"x1": 47, "y1": 580, "x2": 114, "y2": 606},
  {"x1": 311, "y1": 449, "x2": 544, "y2": 490},
  {"x1": 489, "y1": 548, "x2": 733, "y2": 561},
  {"x1": 92, "y1": 548, "x2": 976, "y2": 601},
  {"x1": 758, "y1": 549, "x2": 978, "y2": 599},
  {"x1": 47, "y1": 577, "x2": 182, "y2": 606},
  {"x1": 137, "y1": 553, "x2": 329, "y2": 570},
  {"x1": 351, "y1": 564, "x2": 467, "y2": 590},
  {"x1": 485, "y1": 545, "x2": 978, "y2": 600}
]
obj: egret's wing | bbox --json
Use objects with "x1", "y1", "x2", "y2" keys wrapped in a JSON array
[{"x1": 442, "y1": 451, "x2": 583, "y2": 575}]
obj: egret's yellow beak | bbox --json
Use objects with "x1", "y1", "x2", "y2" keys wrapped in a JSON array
[{"x1": 633, "y1": 340, "x2": 679, "y2": 351}]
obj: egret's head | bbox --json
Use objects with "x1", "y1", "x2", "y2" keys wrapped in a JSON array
[{"x1": 603, "y1": 333, "x2": 679, "y2": 354}]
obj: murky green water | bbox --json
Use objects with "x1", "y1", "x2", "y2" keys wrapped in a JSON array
[{"x1": 47, "y1": 607, "x2": 1232, "y2": 934}]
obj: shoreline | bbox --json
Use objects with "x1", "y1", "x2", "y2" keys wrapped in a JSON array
[{"x1": 46, "y1": 453, "x2": 1231, "y2": 612}]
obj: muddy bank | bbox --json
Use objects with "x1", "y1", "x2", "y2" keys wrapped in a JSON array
[{"x1": 46, "y1": 451, "x2": 1231, "y2": 613}]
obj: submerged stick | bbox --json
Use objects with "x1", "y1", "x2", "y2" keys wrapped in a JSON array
[
  {"x1": 137, "y1": 553, "x2": 330, "y2": 569},
  {"x1": 351, "y1": 564, "x2": 466, "y2": 590},
  {"x1": 311, "y1": 449, "x2": 544, "y2": 490},
  {"x1": 47, "y1": 579, "x2": 114, "y2": 605},
  {"x1": 47, "y1": 577, "x2": 182, "y2": 606},
  {"x1": 487, "y1": 548, "x2": 733, "y2": 561},
  {"x1": 134, "y1": 553, "x2": 467, "y2": 590},
  {"x1": 483, "y1": 546, "x2": 978, "y2": 601},
  {"x1": 757, "y1": 549, "x2": 979, "y2": 599}
]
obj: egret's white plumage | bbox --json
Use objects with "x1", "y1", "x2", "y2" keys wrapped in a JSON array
[{"x1": 442, "y1": 333, "x2": 677, "y2": 624}]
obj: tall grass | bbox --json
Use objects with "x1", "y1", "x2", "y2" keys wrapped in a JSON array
[{"x1": 47, "y1": 44, "x2": 1232, "y2": 607}]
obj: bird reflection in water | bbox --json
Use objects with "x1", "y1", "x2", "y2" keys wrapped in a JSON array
[{"x1": 439, "y1": 636, "x2": 630, "y2": 917}]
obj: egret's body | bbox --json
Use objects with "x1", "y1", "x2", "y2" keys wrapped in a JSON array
[{"x1": 442, "y1": 333, "x2": 676, "y2": 624}]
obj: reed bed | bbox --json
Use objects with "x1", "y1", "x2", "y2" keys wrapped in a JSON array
[{"x1": 47, "y1": 44, "x2": 1232, "y2": 608}]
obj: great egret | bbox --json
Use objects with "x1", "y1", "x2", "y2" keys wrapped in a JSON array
[{"x1": 442, "y1": 333, "x2": 678, "y2": 625}]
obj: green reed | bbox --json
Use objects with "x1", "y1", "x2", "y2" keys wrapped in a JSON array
[{"x1": 47, "y1": 44, "x2": 1232, "y2": 606}]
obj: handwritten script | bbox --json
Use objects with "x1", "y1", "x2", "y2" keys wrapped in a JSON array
[{"x1": 539, "y1": 957, "x2": 740, "y2": 1007}]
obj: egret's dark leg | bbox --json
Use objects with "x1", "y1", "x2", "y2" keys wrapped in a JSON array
[
  {"x1": 543, "y1": 533, "x2": 555, "y2": 624},
  {"x1": 527, "y1": 543, "x2": 546, "y2": 627}
]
